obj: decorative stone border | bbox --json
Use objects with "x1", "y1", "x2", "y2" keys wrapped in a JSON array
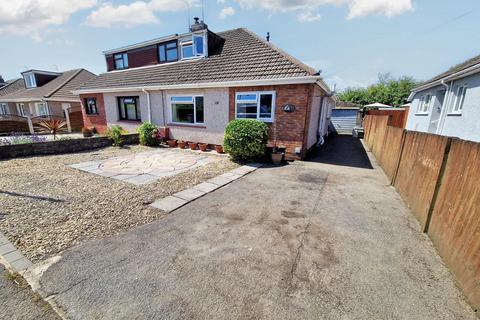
[
  {"x1": 0, "y1": 232, "x2": 32, "y2": 274},
  {"x1": 151, "y1": 163, "x2": 263, "y2": 212}
]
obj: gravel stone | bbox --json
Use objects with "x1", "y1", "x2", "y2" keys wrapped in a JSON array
[{"x1": 0, "y1": 145, "x2": 239, "y2": 262}]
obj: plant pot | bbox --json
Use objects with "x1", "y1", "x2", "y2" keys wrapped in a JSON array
[
  {"x1": 178, "y1": 141, "x2": 187, "y2": 149},
  {"x1": 188, "y1": 142, "x2": 198, "y2": 150},
  {"x1": 271, "y1": 152, "x2": 284, "y2": 165},
  {"x1": 167, "y1": 139, "x2": 177, "y2": 147},
  {"x1": 199, "y1": 143, "x2": 208, "y2": 152},
  {"x1": 214, "y1": 145, "x2": 224, "y2": 154}
]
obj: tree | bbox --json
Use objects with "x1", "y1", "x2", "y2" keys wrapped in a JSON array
[{"x1": 337, "y1": 73, "x2": 418, "y2": 107}]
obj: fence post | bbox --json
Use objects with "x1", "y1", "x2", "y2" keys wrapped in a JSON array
[
  {"x1": 391, "y1": 129, "x2": 407, "y2": 186},
  {"x1": 423, "y1": 137, "x2": 452, "y2": 233},
  {"x1": 27, "y1": 115, "x2": 34, "y2": 134}
]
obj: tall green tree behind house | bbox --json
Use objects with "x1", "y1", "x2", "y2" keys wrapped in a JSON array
[{"x1": 337, "y1": 73, "x2": 418, "y2": 107}]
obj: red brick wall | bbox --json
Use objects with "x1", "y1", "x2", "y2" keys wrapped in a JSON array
[
  {"x1": 80, "y1": 93, "x2": 108, "y2": 133},
  {"x1": 106, "y1": 45, "x2": 158, "y2": 71},
  {"x1": 229, "y1": 84, "x2": 316, "y2": 160}
]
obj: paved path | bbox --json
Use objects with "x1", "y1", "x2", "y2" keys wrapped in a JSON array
[
  {"x1": 37, "y1": 136, "x2": 477, "y2": 319},
  {"x1": 0, "y1": 265, "x2": 59, "y2": 320}
]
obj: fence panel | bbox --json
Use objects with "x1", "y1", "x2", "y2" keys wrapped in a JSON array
[
  {"x1": 427, "y1": 139, "x2": 480, "y2": 311},
  {"x1": 393, "y1": 131, "x2": 449, "y2": 229},
  {"x1": 377, "y1": 126, "x2": 405, "y2": 181},
  {"x1": 371, "y1": 116, "x2": 389, "y2": 160},
  {"x1": 367, "y1": 109, "x2": 409, "y2": 128}
]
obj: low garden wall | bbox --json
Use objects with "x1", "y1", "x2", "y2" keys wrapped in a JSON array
[{"x1": 0, "y1": 134, "x2": 139, "y2": 160}]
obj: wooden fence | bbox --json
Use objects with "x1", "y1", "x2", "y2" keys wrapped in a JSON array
[
  {"x1": 364, "y1": 115, "x2": 479, "y2": 314},
  {"x1": 366, "y1": 107, "x2": 409, "y2": 128}
]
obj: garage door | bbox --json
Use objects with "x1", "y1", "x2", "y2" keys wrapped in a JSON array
[{"x1": 330, "y1": 109, "x2": 358, "y2": 135}]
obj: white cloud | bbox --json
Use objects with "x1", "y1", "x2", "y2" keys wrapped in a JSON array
[
  {"x1": 297, "y1": 11, "x2": 321, "y2": 22},
  {"x1": 86, "y1": 0, "x2": 199, "y2": 28},
  {"x1": 86, "y1": 2, "x2": 159, "y2": 28},
  {"x1": 0, "y1": 0, "x2": 96, "y2": 41},
  {"x1": 347, "y1": 0, "x2": 413, "y2": 19},
  {"x1": 219, "y1": 6, "x2": 236, "y2": 19},
  {"x1": 234, "y1": 0, "x2": 413, "y2": 19}
]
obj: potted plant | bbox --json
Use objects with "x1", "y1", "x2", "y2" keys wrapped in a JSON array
[
  {"x1": 167, "y1": 139, "x2": 177, "y2": 147},
  {"x1": 188, "y1": 142, "x2": 198, "y2": 150},
  {"x1": 178, "y1": 140, "x2": 187, "y2": 149},
  {"x1": 214, "y1": 145, "x2": 224, "y2": 154},
  {"x1": 198, "y1": 143, "x2": 208, "y2": 152},
  {"x1": 82, "y1": 127, "x2": 93, "y2": 138},
  {"x1": 271, "y1": 119, "x2": 284, "y2": 165}
]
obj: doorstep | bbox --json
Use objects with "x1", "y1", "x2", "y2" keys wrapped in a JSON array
[{"x1": 150, "y1": 163, "x2": 263, "y2": 213}]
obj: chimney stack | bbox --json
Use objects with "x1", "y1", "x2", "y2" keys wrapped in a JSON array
[
  {"x1": 190, "y1": 17, "x2": 208, "y2": 32},
  {"x1": 266, "y1": 32, "x2": 270, "y2": 42}
]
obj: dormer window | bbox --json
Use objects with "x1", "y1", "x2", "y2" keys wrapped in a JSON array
[
  {"x1": 180, "y1": 33, "x2": 206, "y2": 60},
  {"x1": 114, "y1": 53, "x2": 128, "y2": 70},
  {"x1": 158, "y1": 41, "x2": 178, "y2": 63},
  {"x1": 24, "y1": 73, "x2": 37, "y2": 88}
]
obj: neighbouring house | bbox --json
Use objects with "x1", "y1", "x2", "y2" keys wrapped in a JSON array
[
  {"x1": 0, "y1": 69, "x2": 96, "y2": 134},
  {"x1": 406, "y1": 54, "x2": 480, "y2": 142},
  {"x1": 75, "y1": 19, "x2": 336, "y2": 159}
]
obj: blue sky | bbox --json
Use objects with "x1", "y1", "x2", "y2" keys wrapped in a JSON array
[{"x1": 1, "y1": 0, "x2": 479, "y2": 90}]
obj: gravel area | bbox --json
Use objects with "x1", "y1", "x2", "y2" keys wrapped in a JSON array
[{"x1": 0, "y1": 145, "x2": 239, "y2": 262}]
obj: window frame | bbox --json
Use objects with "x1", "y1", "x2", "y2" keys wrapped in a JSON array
[
  {"x1": 416, "y1": 93, "x2": 431, "y2": 114},
  {"x1": 117, "y1": 96, "x2": 141, "y2": 121},
  {"x1": 0, "y1": 103, "x2": 7, "y2": 115},
  {"x1": 169, "y1": 95, "x2": 205, "y2": 125},
  {"x1": 158, "y1": 40, "x2": 178, "y2": 64},
  {"x1": 35, "y1": 102, "x2": 49, "y2": 116},
  {"x1": 114, "y1": 53, "x2": 129, "y2": 70},
  {"x1": 179, "y1": 32, "x2": 206, "y2": 60},
  {"x1": 451, "y1": 84, "x2": 467, "y2": 115},
  {"x1": 16, "y1": 103, "x2": 27, "y2": 117},
  {"x1": 84, "y1": 97, "x2": 99, "y2": 115},
  {"x1": 235, "y1": 91, "x2": 276, "y2": 122},
  {"x1": 24, "y1": 73, "x2": 37, "y2": 88}
]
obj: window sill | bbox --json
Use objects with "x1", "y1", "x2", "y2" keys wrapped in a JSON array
[
  {"x1": 414, "y1": 113, "x2": 429, "y2": 116},
  {"x1": 167, "y1": 123, "x2": 206, "y2": 129},
  {"x1": 117, "y1": 119, "x2": 141, "y2": 122},
  {"x1": 86, "y1": 113, "x2": 100, "y2": 116},
  {"x1": 447, "y1": 113, "x2": 462, "y2": 116}
]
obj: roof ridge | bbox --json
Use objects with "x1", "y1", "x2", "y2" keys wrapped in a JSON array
[
  {"x1": 45, "y1": 69, "x2": 83, "y2": 98},
  {"x1": 238, "y1": 28, "x2": 318, "y2": 76}
]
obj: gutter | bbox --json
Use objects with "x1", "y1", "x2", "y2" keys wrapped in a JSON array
[
  {"x1": 411, "y1": 62, "x2": 480, "y2": 93},
  {"x1": 72, "y1": 76, "x2": 322, "y2": 95}
]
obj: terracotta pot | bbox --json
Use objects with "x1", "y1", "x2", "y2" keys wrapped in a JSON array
[
  {"x1": 214, "y1": 145, "x2": 224, "y2": 154},
  {"x1": 188, "y1": 142, "x2": 198, "y2": 150},
  {"x1": 199, "y1": 143, "x2": 208, "y2": 152},
  {"x1": 167, "y1": 139, "x2": 177, "y2": 147},
  {"x1": 271, "y1": 152, "x2": 284, "y2": 165},
  {"x1": 178, "y1": 141, "x2": 187, "y2": 149}
]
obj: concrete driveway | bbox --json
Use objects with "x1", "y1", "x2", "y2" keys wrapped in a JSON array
[{"x1": 37, "y1": 136, "x2": 476, "y2": 319}]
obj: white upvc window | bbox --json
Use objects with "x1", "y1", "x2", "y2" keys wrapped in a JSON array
[
  {"x1": 235, "y1": 91, "x2": 276, "y2": 122},
  {"x1": 170, "y1": 95, "x2": 204, "y2": 125},
  {"x1": 35, "y1": 102, "x2": 49, "y2": 116},
  {"x1": 417, "y1": 93, "x2": 431, "y2": 114},
  {"x1": 0, "y1": 103, "x2": 7, "y2": 115},
  {"x1": 16, "y1": 103, "x2": 27, "y2": 116},
  {"x1": 179, "y1": 32, "x2": 206, "y2": 60},
  {"x1": 24, "y1": 73, "x2": 37, "y2": 88},
  {"x1": 451, "y1": 84, "x2": 467, "y2": 114}
]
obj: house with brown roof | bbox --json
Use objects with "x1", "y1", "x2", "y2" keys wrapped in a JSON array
[
  {"x1": 0, "y1": 69, "x2": 96, "y2": 134},
  {"x1": 75, "y1": 19, "x2": 336, "y2": 159},
  {"x1": 406, "y1": 54, "x2": 480, "y2": 142}
]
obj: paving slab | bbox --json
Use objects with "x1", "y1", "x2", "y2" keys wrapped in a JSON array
[
  {"x1": 0, "y1": 243, "x2": 16, "y2": 255},
  {"x1": 150, "y1": 196, "x2": 188, "y2": 212},
  {"x1": 10, "y1": 258, "x2": 33, "y2": 272},
  {"x1": 123, "y1": 174, "x2": 158, "y2": 185},
  {"x1": 193, "y1": 182, "x2": 220, "y2": 193},
  {"x1": 173, "y1": 188, "x2": 206, "y2": 201}
]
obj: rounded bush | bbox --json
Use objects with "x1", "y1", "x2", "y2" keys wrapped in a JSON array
[
  {"x1": 223, "y1": 119, "x2": 269, "y2": 161},
  {"x1": 137, "y1": 122, "x2": 158, "y2": 146}
]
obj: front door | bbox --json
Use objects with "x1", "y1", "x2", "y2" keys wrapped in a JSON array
[{"x1": 428, "y1": 90, "x2": 445, "y2": 133}]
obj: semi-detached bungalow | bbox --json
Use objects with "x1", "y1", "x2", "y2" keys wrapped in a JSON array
[{"x1": 75, "y1": 20, "x2": 336, "y2": 159}]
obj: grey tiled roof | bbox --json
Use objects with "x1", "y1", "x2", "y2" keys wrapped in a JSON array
[
  {"x1": 79, "y1": 28, "x2": 318, "y2": 91},
  {"x1": 0, "y1": 79, "x2": 25, "y2": 96},
  {"x1": 0, "y1": 69, "x2": 96, "y2": 101},
  {"x1": 416, "y1": 54, "x2": 480, "y2": 90}
]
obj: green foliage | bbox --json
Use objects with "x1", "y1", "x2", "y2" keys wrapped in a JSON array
[
  {"x1": 223, "y1": 119, "x2": 269, "y2": 161},
  {"x1": 137, "y1": 122, "x2": 158, "y2": 146},
  {"x1": 105, "y1": 125, "x2": 126, "y2": 146},
  {"x1": 337, "y1": 73, "x2": 418, "y2": 107}
]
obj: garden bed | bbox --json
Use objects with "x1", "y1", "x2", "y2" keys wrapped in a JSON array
[{"x1": 0, "y1": 145, "x2": 238, "y2": 262}]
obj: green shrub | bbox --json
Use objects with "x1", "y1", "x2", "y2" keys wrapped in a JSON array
[
  {"x1": 223, "y1": 119, "x2": 269, "y2": 161},
  {"x1": 137, "y1": 122, "x2": 158, "y2": 146},
  {"x1": 105, "y1": 125, "x2": 126, "y2": 146}
]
